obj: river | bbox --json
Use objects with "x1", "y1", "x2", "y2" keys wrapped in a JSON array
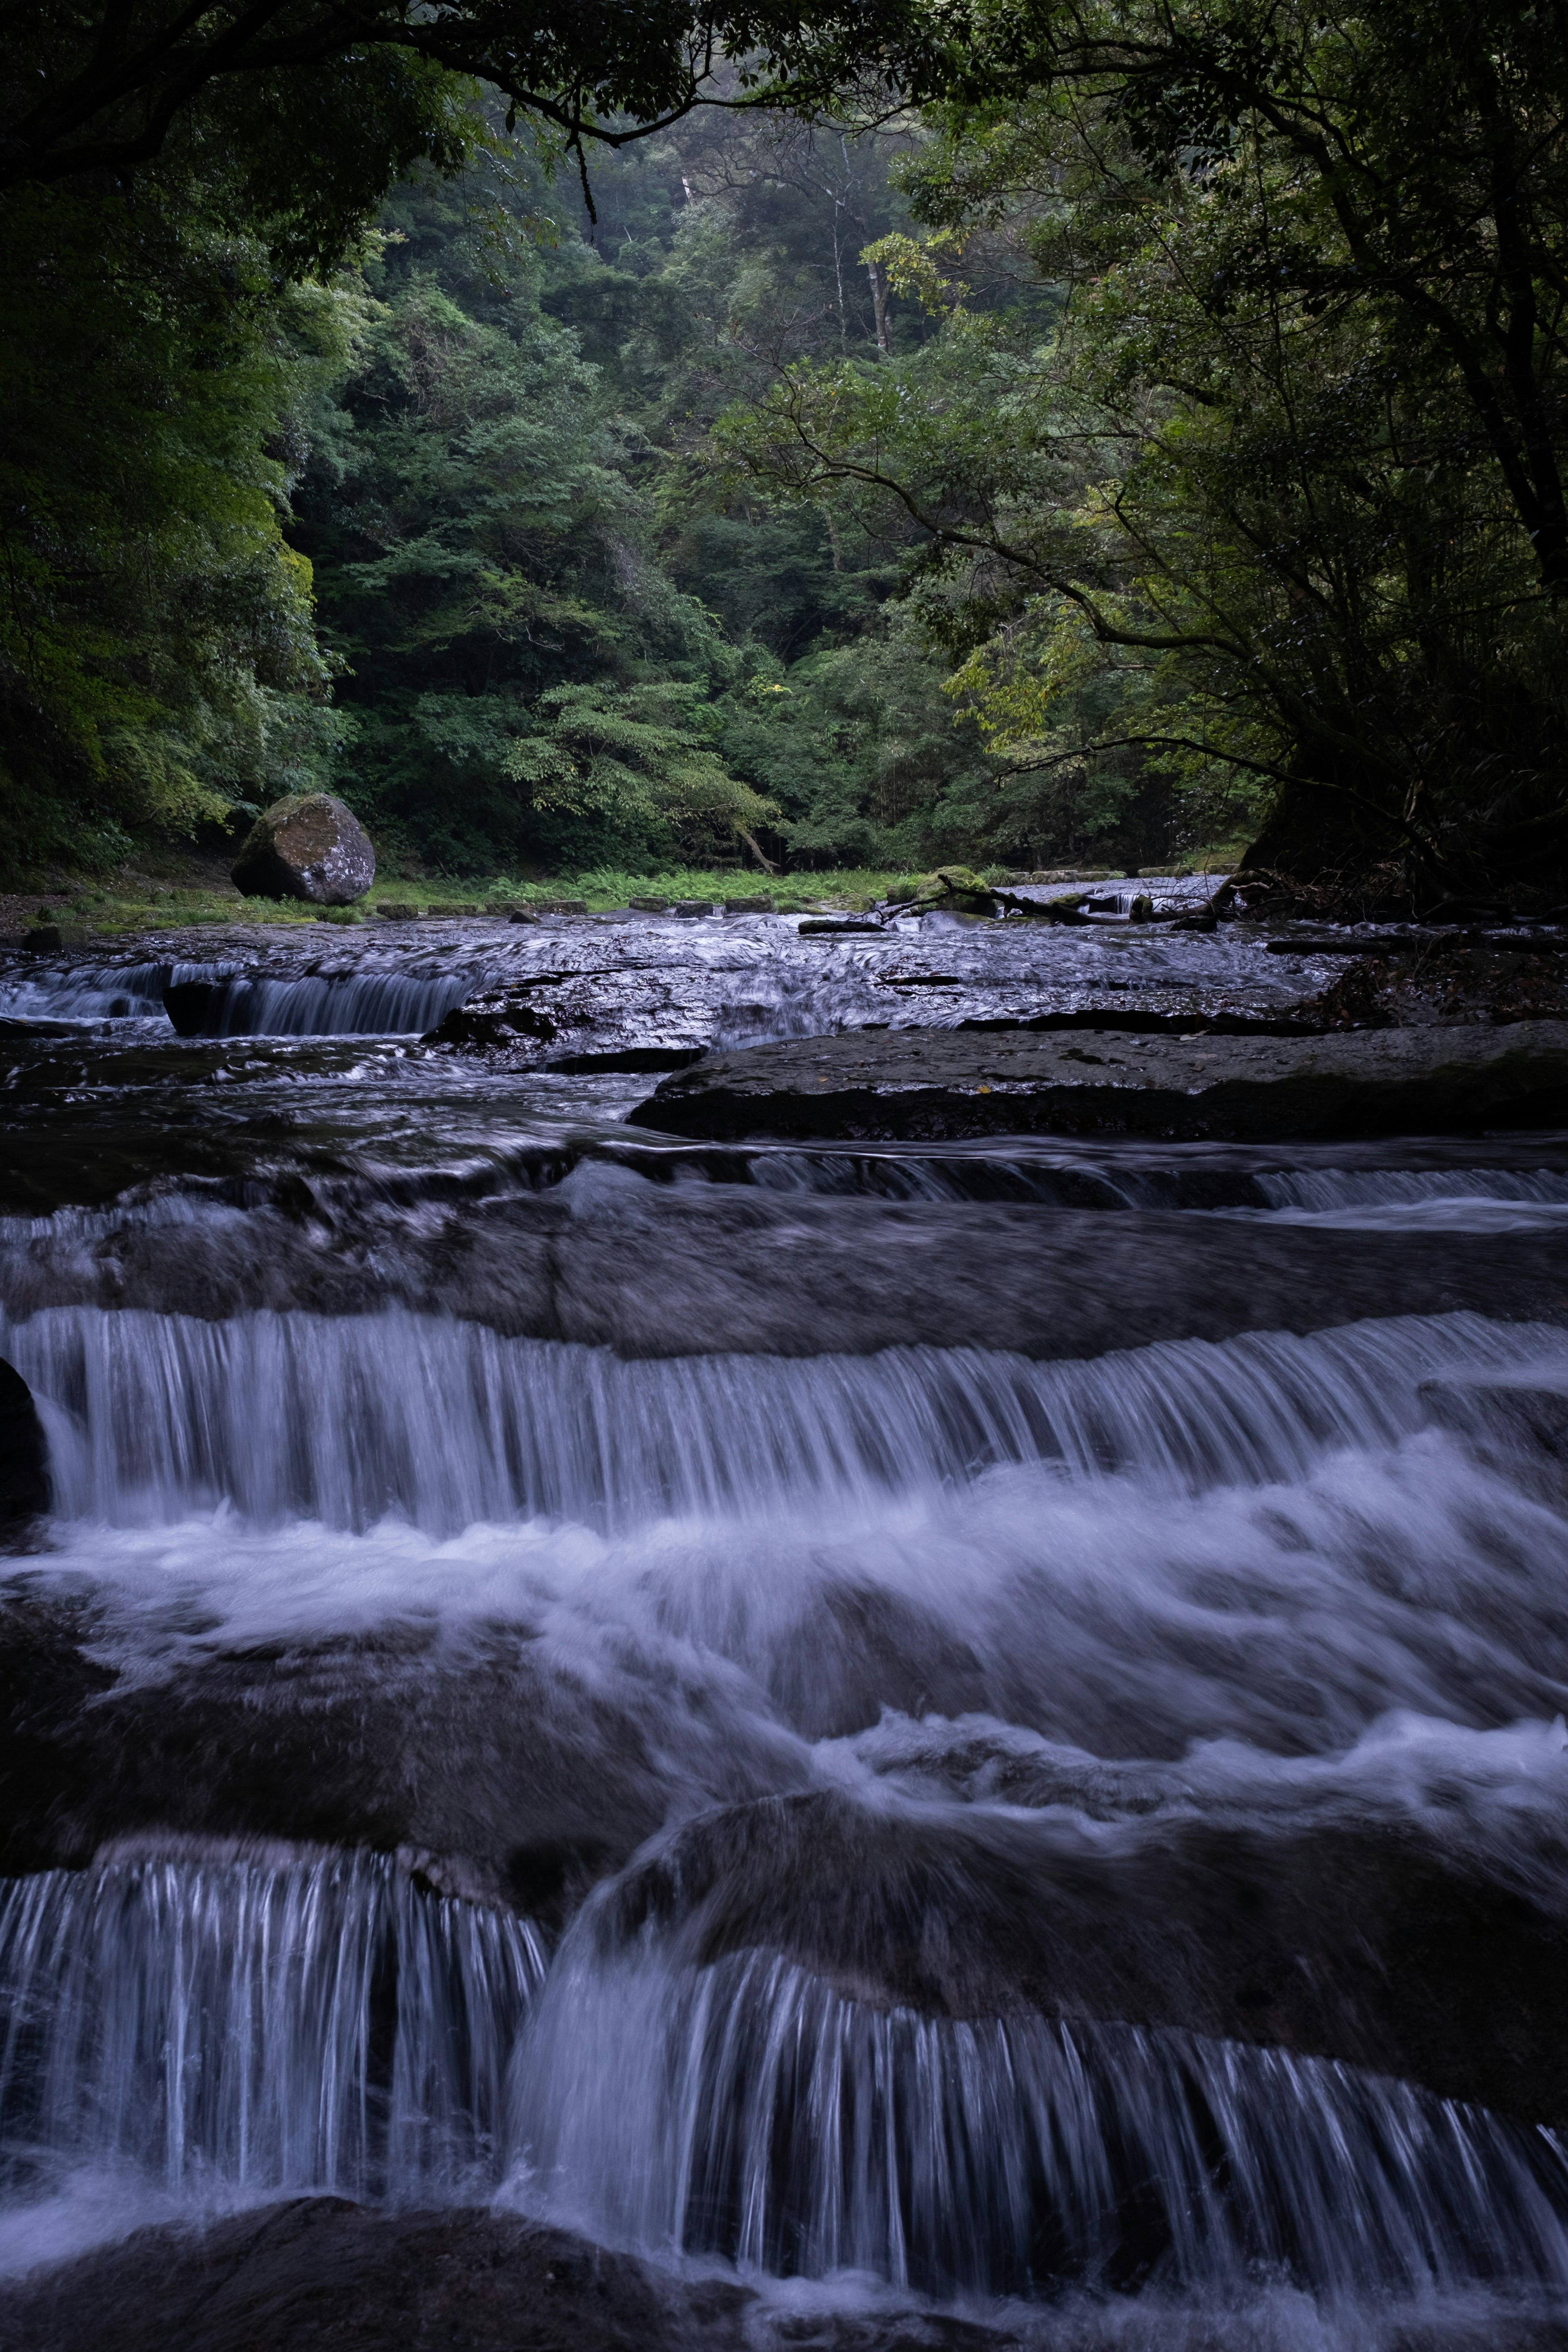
[{"x1": 2, "y1": 900, "x2": 1568, "y2": 2351}]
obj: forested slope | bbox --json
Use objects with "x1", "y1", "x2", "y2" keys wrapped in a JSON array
[{"x1": 4, "y1": 0, "x2": 1566, "y2": 898}]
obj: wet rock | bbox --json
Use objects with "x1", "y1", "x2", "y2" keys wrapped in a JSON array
[
  {"x1": 427, "y1": 965, "x2": 715, "y2": 1071},
  {"x1": 1306, "y1": 947, "x2": 1568, "y2": 1031},
  {"x1": 4, "y1": 1181, "x2": 1568, "y2": 1358},
  {"x1": 0, "y1": 1597, "x2": 675, "y2": 1907},
  {"x1": 599, "y1": 1788, "x2": 1568, "y2": 2127},
  {"x1": 0, "y1": 2199, "x2": 757, "y2": 2352},
  {"x1": 22, "y1": 925, "x2": 63, "y2": 953},
  {"x1": 0, "y1": 1358, "x2": 48, "y2": 1541},
  {"x1": 1419, "y1": 1374, "x2": 1568, "y2": 1500},
  {"x1": 230, "y1": 794, "x2": 375, "y2": 906},
  {"x1": 628, "y1": 1019, "x2": 1568, "y2": 1143}
]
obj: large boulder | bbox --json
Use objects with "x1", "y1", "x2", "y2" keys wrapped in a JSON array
[{"x1": 231, "y1": 793, "x2": 374, "y2": 905}]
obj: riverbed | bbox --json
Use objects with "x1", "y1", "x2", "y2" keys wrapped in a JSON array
[{"x1": 2, "y1": 901, "x2": 1568, "y2": 2352}]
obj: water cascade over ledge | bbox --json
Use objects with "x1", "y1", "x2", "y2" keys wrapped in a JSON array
[
  {"x1": 7, "y1": 913, "x2": 1568, "y2": 2348},
  {"x1": 0, "y1": 1853, "x2": 543, "y2": 2220}
]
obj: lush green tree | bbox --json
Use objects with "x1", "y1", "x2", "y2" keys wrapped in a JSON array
[
  {"x1": 507, "y1": 678, "x2": 773, "y2": 864},
  {"x1": 286, "y1": 116, "x2": 1004, "y2": 878},
  {"x1": 721, "y1": 0, "x2": 1568, "y2": 892},
  {"x1": 0, "y1": 176, "x2": 368, "y2": 869},
  {"x1": 291, "y1": 265, "x2": 741, "y2": 870},
  {"x1": 0, "y1": 0, "x2": 962, "y2": 196}
]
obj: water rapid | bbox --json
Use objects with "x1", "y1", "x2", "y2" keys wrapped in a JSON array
[{"x1": 5, "y1": 917, "x2": 1568, "y2": 2348}]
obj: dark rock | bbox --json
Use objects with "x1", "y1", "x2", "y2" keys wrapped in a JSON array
[
  {"x1": 799, "y1": 917, "x2": 884, "y2": 935},
  {"x1": 1306, "y1": 947, "x2": 1568, "y2": 1031},
  {"x1": 721, "y1": 895, "x2": 772, "y2": 913},
  {"x1": 0, "y1": 1595, "x2": 675, "y2": 1904},
  {"x1": 22, "y1": 925, "x2": 63, "y2": 953},
  {"x1": 0, "y1": 2196, "x2": 1547, "y2": 2352},
  {"x1": 5, "y1": 1179, "x2": 1568, "y2": 1360},
  {"x1": 0, "y1": 2199, "x2": 757, "y2": 2352},
  {"x1": 673, "y1": 899, "x2": 712, "y2": 916},
  {"x1": 599, "y1": 1788, "x2": 1568, "y2": 2127},
  {"x1": 1419, "y1": 1373, "x2": 1568, "y2": 1497},
  {"x1": 629, "y1": 895, "x2": 669, "y2": 912},
  {"x1": 628, "y1": 1019, "x2": 1568, "y2": 1143},
  {"x1": 426, "y1": 966, "x2": 715, "y2": 1071},
  {"x1": 231, "y1": 795, "x2": 374, "y2": 906},
  {"x1": 0, "y1": 1357, "x2": 48, "y2": 1541}
]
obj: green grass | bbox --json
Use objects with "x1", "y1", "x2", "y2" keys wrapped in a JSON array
[
  {"x1": 21, "y1": 849, "x2": 1243, "y2": 938},
  {"x1": 22, "y1": 864, "x2": 907, "y2": 934}
]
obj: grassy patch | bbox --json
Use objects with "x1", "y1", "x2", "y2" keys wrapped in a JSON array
[{"x1": 16, "y1": 849, "x2": 1241, "y2": 940}]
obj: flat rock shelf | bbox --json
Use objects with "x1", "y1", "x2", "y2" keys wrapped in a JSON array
[{"x1": 629, "y1": 1018, "x2": 1568, "y2": 1140}]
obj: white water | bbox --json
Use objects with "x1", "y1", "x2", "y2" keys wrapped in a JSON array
[
  {"x1": 0, "y1": 958, "x2": 474, "y2": 1036},
  {"x1": 512, "y1": 1940, "x2": 1568, "y2": 2299},
  {"x1": 7, "y1": 1279, "x2": 1568, "y2": 2328},
  {"x1": 0, "y1": 962, "x2": 169, "y2": 1022},
  {"x1": 9, "y1": 1304, "x2": 1561, "y2": 1534},
  {"x1": 174, "y1": 967, "x2": 477, "y2": 1036},
  {"x1": 0, "y1": 1850, "x2": 543, "y2": 2269},
  {"x1": 7, "y1": 1848, "x2": 1567, "y2": 2319}
]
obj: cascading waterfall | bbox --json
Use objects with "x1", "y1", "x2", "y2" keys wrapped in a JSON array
[
  {"x1": 8, "y1": 891, "x2": 1568, "y2": 2345},
  {"x1": 0, "y1": 962, "x2": 169, "y2": 1022},
  {"x1": 8, "y1": 1304, "x2": 1564, "y2": 1534},
  {"x1": 162, "y1": 967, "x2": 477, "y2": 1037},
  {"x1": 746, "y1": 1149, "x2": 1568, "y2": 1221},
  {"x1": 13, "y1": 1853, "x2": 1568, "y2": 2311},
  {"x1": 0, "y1": 959, "x2": 476, "y2": 1036},
  {"x1": 511, "y1": 1943, "x2": 1568, "y2": 2300},
  {"x1": 0, "y1": 1852, "x2": 543, "y2": 2209}
]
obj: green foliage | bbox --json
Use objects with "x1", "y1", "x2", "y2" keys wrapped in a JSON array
[
  {"x1": 0, "y1": 176, "x2": 365, "y2": 873},
  {"x1": 505, "y1": 679, "x2": 773, "y2": 860},
  {"x1": 722, "y1": 0, "x2": 1568, "y2": 888}
]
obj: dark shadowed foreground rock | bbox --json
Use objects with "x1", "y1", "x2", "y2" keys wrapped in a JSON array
[
  {"x1": 0, "y1": 1358, "x2": 48, "y2": 1542},
  {"x1": 0, "y1": 2201, "x2": 757, "y2": 2352},
  {"x1": 630, "y1": 1019, "x2": 1568, "y2": 1142},
  {"x1": 230, "y1": 794, "x2": 375, "y2": 905},
  {"x1": 0, "y1": 2198, "x2": 1555, "y2": 2352},
  {"x1": 1307, "y1": 945, "x2": 1568, "y2": 1031}
]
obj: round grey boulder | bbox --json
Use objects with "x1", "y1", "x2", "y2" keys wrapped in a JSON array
[{"x1": 231, "y1": 793, "x2": 375, "y2": 905}]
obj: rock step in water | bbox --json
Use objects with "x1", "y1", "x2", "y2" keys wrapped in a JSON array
[
  {"x1": 629, "y1": 1018, "x2": 1568, "y2": 1142},
  {"x1": 6, "y1": 1183, "x2": 1568, "y2": 1355}
]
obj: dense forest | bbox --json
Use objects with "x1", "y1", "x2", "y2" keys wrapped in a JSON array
[{"x1": 4, "y1": 0, "x2": 1566, "y2": 893}]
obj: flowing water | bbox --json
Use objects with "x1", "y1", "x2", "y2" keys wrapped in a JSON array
[{"x1": 3, "y1": 912, "x2": 1568, "y2": 2346}]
